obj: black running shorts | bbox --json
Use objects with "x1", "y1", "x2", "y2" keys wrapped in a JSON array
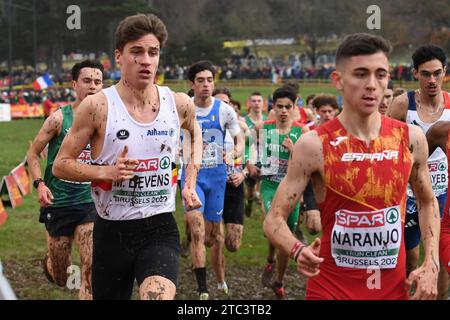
[
  {"x1": 223, "y1": 182, "x2": 244, "y2": 225},
  {"x1": 92, "y1": 212, "x2": 180, "y2": 300},
  {"x1": 39, "y1": 202, "x2": 97, "y2": 237}
]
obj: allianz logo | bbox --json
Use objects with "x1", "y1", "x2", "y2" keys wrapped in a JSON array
[{"x1": 147, "y1": 128, "x2": 175, "y2": 137}]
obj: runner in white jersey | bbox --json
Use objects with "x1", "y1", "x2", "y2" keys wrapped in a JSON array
[
  {"x1": 388, "y1": 44, "x2": 449, "y2": 299},
  {"x1": 53, "y1": 13, "x2": 202, "y2": 300}
]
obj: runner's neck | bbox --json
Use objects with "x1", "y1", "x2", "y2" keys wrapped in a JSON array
[
  {"x1": 194, "y1": 96, "x2": 212, "y2": 108},
  {"x1": 416, "y1": 89, "x2": 444, "y2": 111},
  {"x1": 249, "y1": 110, "x2": 262, "y2": 122},
  {"x1": 338, "y1": 110, "x2": 381, "y2": 146},
  {"x1": 115, "y1": 81, "x2": 157, "y2": 111},
  {"x1": 277, "y1": 119, "x2": 293, "y2": 133}
]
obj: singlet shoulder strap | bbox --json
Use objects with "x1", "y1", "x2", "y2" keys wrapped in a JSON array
[
  {"x1": 407, "y1": 90, "x2": 417, "y2": 111},
  {"x1": 443, "y1": 91, "x2": 450, "y2": 109}
]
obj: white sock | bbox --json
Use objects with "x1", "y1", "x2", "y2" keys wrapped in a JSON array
[{"x1": 217, "y1": 282, "x2": 228, "y2": 290}]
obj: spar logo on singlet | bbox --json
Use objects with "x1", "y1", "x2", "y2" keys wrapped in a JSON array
[
  {"x1": 429, "y1": 162, "x2": 447, "y2": 172},
  {"x1": 134, "y1": 158, "x2": 160, "y2": 172},
  {"x1": 341, "y1": 150, "x2": 399, "y2": 162},
  {"x1": 336, "y1": 208, "x2": 399, "y2": 228},
  {"x1": 336, "y1": 210, "x2": 385, "y2": 228},
  {"x1": 133, "y1": 157, "x2": 171, "y2": 172},
  {"x1": 77, "y1": 150, "x2": 91, "y2": 164}
]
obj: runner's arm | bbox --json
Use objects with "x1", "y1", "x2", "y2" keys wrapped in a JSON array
[
  {"x1": 425, "y1": 121, "x2": 450, "y2": 157},
  {"x1": 175, "y1": 92, "x2": 202, "y2": 210},
  {"x1": 386, "y1": 93, "x2": 408, "y2": 122},
  {"x1": 27, "y1": 110, "x2": 62, "y2": 206},
  {"x1": 263, "y1": 131, "x2": 324, "y2": 276},
  {"x1": 53, "y1": 94, "x2": 121, "y2": 182},
  {"x1": 27, "y1": 110, "x2": 62, "y2": 181},
  {"x1": 226, "y1": 108, "x2": 244, "y2": 158},
  {"x1": 407, "y1": 124, "x2": 440, "y2": 300}
]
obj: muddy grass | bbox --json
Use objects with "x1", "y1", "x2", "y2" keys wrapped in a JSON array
[{"x1": 2, "y1": 254, "x2": 307, "y2": 300}]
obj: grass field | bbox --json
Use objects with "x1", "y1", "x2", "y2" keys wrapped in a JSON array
[
  {"x1": 0, "y1": 84, "x2": 336, "y2": 300},
  {"x1": 0, "y1": 82, "x2": 436, "y2": 300}
]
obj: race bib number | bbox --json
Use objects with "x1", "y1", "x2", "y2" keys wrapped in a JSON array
[
  {"x1": 331, "y1": 206, "x2": 402, "y2": 269},
  {"x1": 201, "y1": 142, "x2": 220, "y2": 168},
  {"x1": 262, "y1": 157, "x2": 288, "y2": 183}
]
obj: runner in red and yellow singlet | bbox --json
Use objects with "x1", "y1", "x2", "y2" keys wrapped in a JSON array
[
  {"x1": 306, "y1": 116, "x2": 411, "y2": 299},
  {"x1": 264, "y1": 33, "x2": 440, "y2": 300}
]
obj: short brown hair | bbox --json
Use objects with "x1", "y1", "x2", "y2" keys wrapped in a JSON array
[
  {"x1": 115, "y1": 14, "x2": 168, "y2": 52},
  {"x1": 213, "y1": 87, "x2": 231, "y2": 99},
  {"x1": 313, "y1": 94, "x2": 339, "y2": 110},
  {"x1": 336, "y1": 33, "x2": 391, "y2": 66}
]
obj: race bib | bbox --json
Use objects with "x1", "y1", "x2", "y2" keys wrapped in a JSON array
[
  {"x1": 201, "y1": 142, "x2": 220, "y2": 168},
  {"x1": 331, "y1": 206, "x2": 402, "y2": 269},
  {"x1": 407, "y1": 159, "x2": 448, "y2": 197},
  {"x1": 262, "y1": 157, "x2": 288, "y2": 183},
  {"x1": 111, "y1": 156, "x2": 173, "y2": 208}
]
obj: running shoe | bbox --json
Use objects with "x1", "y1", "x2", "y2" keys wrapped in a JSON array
[
  {"x1": 199, "y1": 292, "x2": 209, "y2": 300},
  {"x1": 217, "y1": 287, "x2": 231, "y2": 300},
  {"x1": 272, "y1": 284, "x2": 288, "y2": 300}
]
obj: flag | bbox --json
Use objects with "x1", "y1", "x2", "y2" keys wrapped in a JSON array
[
  {"x1": 11, "y1": 162, "x2": 31, "y2": 196},
  {"x1": 32, "y1": 73, "x2": 54, "y2": 91},
  {"x1": 0, "y1": 176, "x2": 23, "y2": 209}
]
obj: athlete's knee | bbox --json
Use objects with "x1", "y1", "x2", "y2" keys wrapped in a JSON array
[
  {"x1": 139, "y1": 276, "x2": 176, "y2": 300},
  {"x1": 187, "y1": 213, "x2": 204, "y2": 243},
  {"x1": 189, "y1": 220, "x2": 205, "y2": 245},
  {"x1": 205, "y1": 228, "x2": 223, "y2": 248},
  {"x1": 225, "y1": 225, "x2": 243, "y2": 252},
  {"x1": 225, "y1": 237, "x2": 241, "y2": 252}
]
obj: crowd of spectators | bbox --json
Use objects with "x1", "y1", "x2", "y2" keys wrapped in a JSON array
[
  {"x1": 1, "y1": 52, "x2": 448, "y2": 91},
  {"x1": 0, "y1": 87, "x2": 75, "y2": 105}
]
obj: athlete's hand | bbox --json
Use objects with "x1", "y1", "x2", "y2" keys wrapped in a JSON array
[
  {"x1": 230, "y1": 172, "x2": 245, "y2": 187},
  {"x1": 254, "y1": 121, "x2": 264, "y2": 132},
  {"x1": 305, "y1": 210, "x2": 322, "y2": 234},
  {"x1": 246, "y1": 163, "x2": 261, "y2": 178},
  {"x1": 37, "y1": 183, "x2": 54, "y2": 207},
  {"x1": 223, "y1": 151, "x2": 234, "y2": 166},
  {"x1": 296, "y1": 238, "x2": 324, "y2": 278},
  {"x1": 406, "y1": 260, "x2": 439, "y2": 300},
  {"x1": 182, "y1": 187, "x2": 202, "y2": 211},
  {"x1": 282, "y1": 137, "x2": 294, "y2": 153},
  {"x1": 110, "y1": 146, "x2": 138, "y2": 182}
]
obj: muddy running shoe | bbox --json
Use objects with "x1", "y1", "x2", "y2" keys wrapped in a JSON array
[
  {"x1": 217, "y1": 287, "x2": 231, "y2": 300},
  {"x1": 261, "y1": 262, "x2": 274, "y2": 288},
  {"x1": 199, "y1": 292, "x2": 209, "y2": 300},
  {"x1": 272, "y1": 284, "x2": 288, "y2": 300},
  {"x1": 180, "y1": 236, "x2": 190, "y2": 258}
]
